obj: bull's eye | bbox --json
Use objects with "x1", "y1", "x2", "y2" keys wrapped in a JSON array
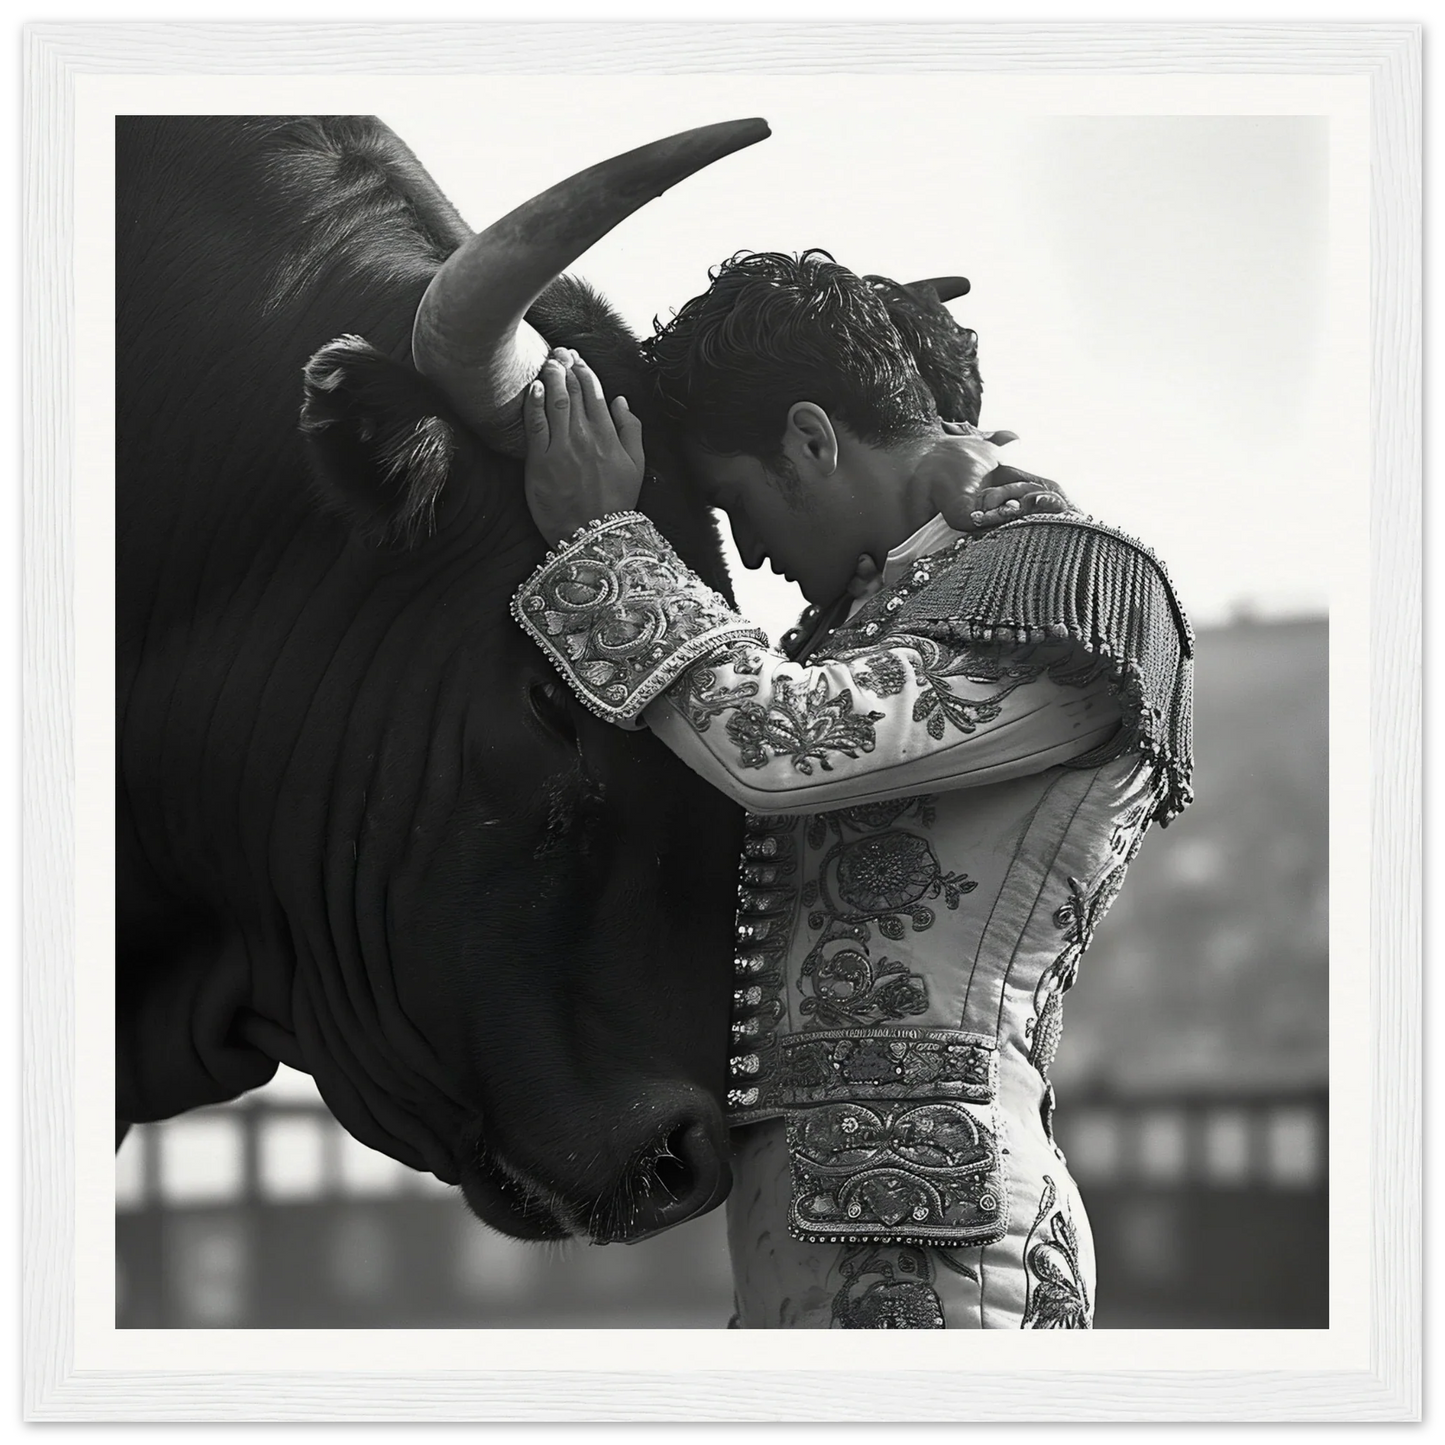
[{"x1": 528, "y1": 679, "x2": 577, "y2": 746}]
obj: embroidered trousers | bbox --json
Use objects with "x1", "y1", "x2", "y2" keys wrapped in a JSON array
[{"x1": 726, "y1": 1106, "x2": 1097, "y2": 1329}]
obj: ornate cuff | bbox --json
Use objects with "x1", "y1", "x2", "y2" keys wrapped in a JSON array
[{"x1": 511, "y1": 512, "x2": 768, "y2": 725}]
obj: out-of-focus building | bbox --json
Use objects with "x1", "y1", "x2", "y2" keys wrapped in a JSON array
[
  {"x1": 1053, "y1": 614, "x2": 1329, "y2": 1096},
  {"x1": 1050, "y1": 614, "x2": 1329, "y2": 1326},
  {"x1": 116, "y1": 617, "x2": 1328, "y2": 1328}
]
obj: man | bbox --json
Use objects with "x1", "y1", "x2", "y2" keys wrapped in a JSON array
[{"x1": 512, "y1": 251, "x2": 1193, "y2": 1328}]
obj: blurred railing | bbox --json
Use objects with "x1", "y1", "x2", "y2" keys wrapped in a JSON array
[
  {"x1": 115, "y1": 1085, "x2": 734, "y2": 1329},
  {"x1": 117, "y1": 1085, "x2": 1325, "y2": 1328},
  {"x1": 1055, "y1": 1089, "x2": 1328, "y2": 1327}
]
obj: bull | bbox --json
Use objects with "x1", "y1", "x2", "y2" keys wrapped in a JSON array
[{"x1": 116, "y1": 114, "x2": 771, "y2": 1244}]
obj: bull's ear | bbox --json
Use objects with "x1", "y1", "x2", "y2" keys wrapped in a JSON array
[
  {"x1": 300, "y1": 335, "x2": 464, "y2": 547},
  {"x1": 907, "y1": 274, "x2": 970, "y2": 303}
]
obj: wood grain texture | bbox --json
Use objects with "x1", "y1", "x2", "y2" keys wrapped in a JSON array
[
  {"x1": 21, "y1": 19, "x2": 1421, "y2": 1422},
  {"x1": 15, "y1": 19, "x2": 1436, "y2": 72},
  {"x1": 23, "y1": 19, "x2": 78, "y2": 1426},
  {"x1": 1363, "y1": 18, "x2": 1423, "y2": 1428}
]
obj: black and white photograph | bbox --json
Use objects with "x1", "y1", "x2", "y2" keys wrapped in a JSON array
[{"x1": 21, "y1": 17, "x2": 1420, "y2": 1425}]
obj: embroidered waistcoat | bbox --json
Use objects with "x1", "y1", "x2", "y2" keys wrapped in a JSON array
[{"x1": 514, "y1": 510, "x2": 1193, "y2": 1294}]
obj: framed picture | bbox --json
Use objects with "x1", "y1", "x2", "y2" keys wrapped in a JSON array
[{"x1": 22, "y1": 18, "x2": 1419, "y2": 1422}]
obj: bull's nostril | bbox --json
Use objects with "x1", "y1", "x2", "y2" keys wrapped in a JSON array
[
  {"x1": 622, "y1": 1118, "x2": 727, "y2": 1241},
  {"x1": 645, "y1": 1124, "x2": 696, "y2": 1203}
]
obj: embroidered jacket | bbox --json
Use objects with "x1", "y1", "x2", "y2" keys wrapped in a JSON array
[{"x1": 513, "y1": 508, "x2": 1193, "y2": 1323}]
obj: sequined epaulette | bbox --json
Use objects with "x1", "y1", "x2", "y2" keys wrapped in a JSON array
[{"x1": 819, "y1": 516, "x2": 1195, "y2": 826}]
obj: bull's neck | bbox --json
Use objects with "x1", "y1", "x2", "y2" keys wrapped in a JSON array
[{"x1": 117, "y1": 485, "x2": 540, "y2": 1025}]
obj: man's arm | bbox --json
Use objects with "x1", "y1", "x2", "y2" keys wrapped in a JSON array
[
  {"x1": 513, "y1": 510, "x2": 1121, "y2": 814},
  {"x1": 646, "y1": 634, "x2": 1118, "y2": 814},
  {"x1": 512, "y1": 346, "x2": 1139, "y2": 813}
]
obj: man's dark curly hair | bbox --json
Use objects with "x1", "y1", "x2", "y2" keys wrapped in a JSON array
[
  {"x1": 642, "y1": 249, "x2": 980, "y2": 474},
  {"x1": 863, "y1": 275, "x2": 983, "y2": 429}
]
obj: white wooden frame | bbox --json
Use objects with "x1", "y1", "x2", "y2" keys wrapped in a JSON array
[{"x1": 16, "y1": 14, "x2": 1427, "y2": 1433}]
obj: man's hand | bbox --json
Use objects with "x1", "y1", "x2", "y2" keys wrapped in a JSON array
[
  {"x1": 523, "y1": 347, "x2": 645, "y2": 546},
  {"x1": 915, "y1": 421, "x2": 1073, "y2": 535}
]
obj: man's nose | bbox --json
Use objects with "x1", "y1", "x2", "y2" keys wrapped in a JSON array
[{"x1": 730, "y1": 515, "x2": 766, "y2": 570}]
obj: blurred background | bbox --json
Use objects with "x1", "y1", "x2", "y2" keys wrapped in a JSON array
[
  {"x1": 117, "y1": 94, "x2": 1337, "y2": 1328},
  {"x1": 116, "y1": 609, "x2": 1327, "y2": 1328}
]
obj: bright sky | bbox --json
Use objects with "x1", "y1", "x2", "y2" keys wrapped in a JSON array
[{"x1": 384, "y1": 79, "x2": 1336, "y2": 641}]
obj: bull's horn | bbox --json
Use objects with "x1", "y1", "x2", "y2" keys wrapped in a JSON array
[
  {"x1": 908, "y1": 275, "x2": 971, "y2": 302},
  {"x1": 413, "y1": 117, "x2": 772, "y2": 455}
]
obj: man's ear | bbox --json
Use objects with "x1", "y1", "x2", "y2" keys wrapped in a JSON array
[
  {"x1": 783, "y1": 402, "x2": 839, "y2": 479},
  {"x1": 300, "y1": 335, "x2": 466, "y2": 547}
]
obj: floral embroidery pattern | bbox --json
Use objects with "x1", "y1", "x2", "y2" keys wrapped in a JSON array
[
  {"x1": 788, "y1": 1099, "x2": 1007, "y2": 1245},
  {"x1": 852, "y1": 652, "x2": 908, "y2": 697},
  {"x1": 513, "y1": 513, "x2": 765, "y2": 721},
  {"x1": 676, "y1": 638, "x2": 889, "y2": 776},
  {"x1": 824, "y1": 831, "x2": 977, "y2": 929},
  {"x1": 830, "y1": 1243, "x2": 948, "y2": 1329},
  {"x1": 904, "y1": 636, "x2": 1096, "y2": 741},
  {"x1": 800, "y1": 948, "x2": 930, "y2": 1028},
  {"x1": 723, "y1": 674, "x2": 886, "y2": 776},
  {"x1": 797, "y1": 827, "x2": 976, "y2": 1029},
  {"x1": 1021, "y1": 1175, "x2": 1092, "y2": 1329},
  {"x1": 673, "y1": 643, "x2": 764, "y2": 732},
  {"x1": 1028, "y1": 796, "x2": 1154, "y2": 1081},
  {"x1": 836, "y1": 631, "x2": 1110, "y2": 742}
]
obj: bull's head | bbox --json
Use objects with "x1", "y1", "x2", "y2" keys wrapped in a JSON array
[{"x1": 281, "y1": 122, "x2": 770, "y2": 1242}]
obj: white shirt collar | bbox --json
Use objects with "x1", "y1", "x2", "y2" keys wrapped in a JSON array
[
  {"x1": 845, "y1": 513, "x2": 962, "y2": 620},
  {"x1": 881, "y1": 513, "x2": 962, "y2": 586}
]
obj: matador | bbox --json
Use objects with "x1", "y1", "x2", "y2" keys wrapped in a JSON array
[{"x1": 513, "y1": 252, "x2": 1193, "y2": 1328}]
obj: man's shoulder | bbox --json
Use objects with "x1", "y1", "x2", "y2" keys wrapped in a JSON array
[
  {"x1": 885, "y1": 513, "x2": 1195, "y2": 826},
  {"x1": 907, "y1": 513, "x2": 1191, "y2": 646}
]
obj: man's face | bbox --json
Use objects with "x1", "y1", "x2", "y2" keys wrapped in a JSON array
[{"x1": 684, "y1": 442, "x2": 870, "y2": 606}]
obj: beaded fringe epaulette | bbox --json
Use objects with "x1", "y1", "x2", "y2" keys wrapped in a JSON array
[{"x1": 837, "y1": 515, "x2": 1195, "y2": 826}]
